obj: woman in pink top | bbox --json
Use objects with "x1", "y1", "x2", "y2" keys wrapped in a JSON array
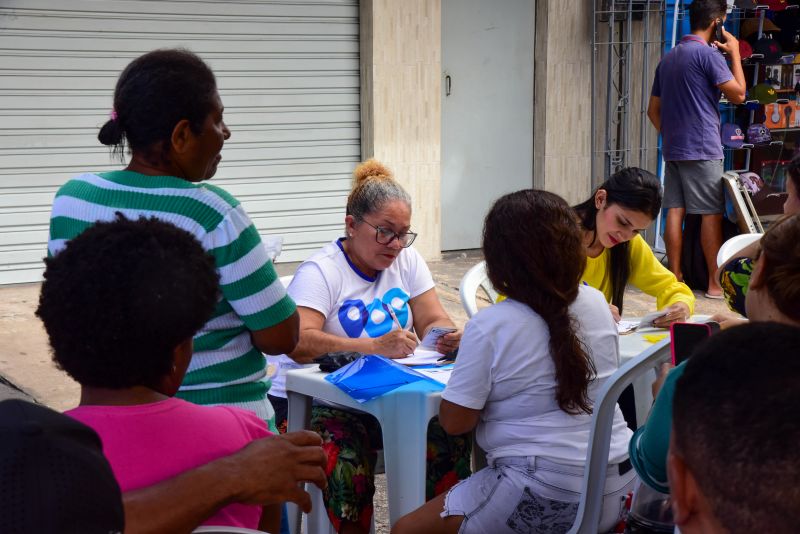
[{"x1": 36, "y1": 215, "x2": 280, "y2": 532}]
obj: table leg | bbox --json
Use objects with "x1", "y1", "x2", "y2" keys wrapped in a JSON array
[
  {"x1": 380, "y1": 391, "x2": 430, "y2": 525},
  {"x1": 286, "y1": 391, "x2": 313, "y2": 534}
]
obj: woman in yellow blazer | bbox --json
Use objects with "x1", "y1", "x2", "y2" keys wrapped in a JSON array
[{"x1": 573, "y1": 167, "x2": 695, "y2": 328}]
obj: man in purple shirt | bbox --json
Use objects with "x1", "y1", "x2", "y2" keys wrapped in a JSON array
[{"x1": 648, "y1": 0, "x2": 745, "y2": 298}]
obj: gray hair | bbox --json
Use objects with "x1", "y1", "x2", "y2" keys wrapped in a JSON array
[{"x1": 346, "y1": 159, "x2": 411, "y2": 219}]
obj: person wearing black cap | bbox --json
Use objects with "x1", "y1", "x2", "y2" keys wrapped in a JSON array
[
  {"x1": 647, "y1": 0, "x2": 746, "y2": 299},
  {"x1": 0, "y1": 398, "x2": 124, "y2": 534}
]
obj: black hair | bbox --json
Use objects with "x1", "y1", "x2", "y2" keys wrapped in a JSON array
[
  {"x1": 673, "y1": 322, "x2": 800, "y2": 533},
  {"x1": 688, "y1": 0, "x2": 727, "y2": 32},
  {"x1": 36, "y1": 215, "x2": 219, "y2": 390},
  {"x1": 573, "y1": 167, "x2": 662, "y2": 312},
  {"x1": 98, "y1": 48, "x2": 218, "y2": 163},
  {"x1": 483, "y1": 189, "x2": 595, "y2": 415}
]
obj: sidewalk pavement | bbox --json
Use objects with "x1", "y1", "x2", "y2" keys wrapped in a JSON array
[{"x1": 0, "y1": 248, "x2": 728, "y2": 408}]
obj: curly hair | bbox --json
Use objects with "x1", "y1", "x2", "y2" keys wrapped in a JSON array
[
  {"x1": 483, "y1": 189, "x2": 595, "y2": 415},
  {"x1": 97, "y1": 48, "x2": 218, "y2": 163},
  {"x1": 753, "y1": 212, "x2": 800, "y2": 322},
  {"x1": 36, "y1": 215, "x2": 219, "y2": 390},
  {"x1": 573, "y1": 167, "x2": 662, "y2": 313},
  {"x1": 346, "y1": 159, "x2": 411, "y2": 220}
]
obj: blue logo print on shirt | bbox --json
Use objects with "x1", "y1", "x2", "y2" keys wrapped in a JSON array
[{"x1": 337, "y1": 288, "x2": 410, "y2": 338}]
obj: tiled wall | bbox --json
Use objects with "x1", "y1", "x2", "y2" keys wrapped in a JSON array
[
  {"x1": 533, "y1": 0, "x2": 594, "y2": 204},
  {"x1": 360, "y1": 0, "x2": 443, "y2": 260}
]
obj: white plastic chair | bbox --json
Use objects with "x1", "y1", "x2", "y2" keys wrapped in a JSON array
[
  {"x1": 459, "y1": 261, "x2": 498, "y2": 318},
  {"x1": 716, "y1": 232, "x2": 762, "y2": 268},
  {"x1": 566, "y1": 337, "x2": 671, "y2": 534}
]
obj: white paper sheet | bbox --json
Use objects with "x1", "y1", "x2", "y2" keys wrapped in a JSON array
[{"x1": 393, "y1": 347, "x2": 444, "y2": 366}]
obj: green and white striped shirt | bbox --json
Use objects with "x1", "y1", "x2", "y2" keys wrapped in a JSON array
[{"x1": 48, "y1": 170, "x2": 296, "y2": 422}]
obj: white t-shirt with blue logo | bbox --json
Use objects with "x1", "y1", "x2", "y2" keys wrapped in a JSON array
[{"x1": 268, "y1": 238, "x2": 435, "y2": 398}]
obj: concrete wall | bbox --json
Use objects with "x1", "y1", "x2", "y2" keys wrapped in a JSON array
[
  {"x1": 360, "y1": 0, "x2": 662, "y2": 257},
  {"x1": 360, "y1": 0, "x2": 443, "y2": 260},
  {"x1": 533, "y1": 0, "x2": 593, "y2": 204}
]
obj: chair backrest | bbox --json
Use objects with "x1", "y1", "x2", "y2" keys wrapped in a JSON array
[
  {"x1": 716, "y1": 232, "x2": 762, "y2": 268},
  {"x1": 459, "y1": 261, "x2": 498, "y2": 318},
  {"x1": 279, "y1": 274, "x2": 294, "y2": 288},
  {"x1": 567, "y1": 338, "x2": 671, "y2": 534}
]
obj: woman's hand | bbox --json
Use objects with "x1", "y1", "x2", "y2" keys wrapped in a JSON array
[
  {"x1": 434, "y1": 329, "x2": 462, "y2": 355},
  {"x1": 652, "y1": 302, "x2": 690, "y2": 328},
  {"x1": 709, "y1": 311, "x2": 748, "y2": 330},
  {"x1": 609, "y1": 304, "x2": 621, "y2": 323},
  {"x1": 372, "y1": 329, "x2": 419, "y2": 358}
]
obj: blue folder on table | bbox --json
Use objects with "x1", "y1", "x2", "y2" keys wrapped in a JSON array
[{"x1": 325, "y1": 355, "x2": 445, "y2": 403}]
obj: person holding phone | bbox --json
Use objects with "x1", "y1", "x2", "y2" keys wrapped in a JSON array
[
  {"x1": 629, "y1": 212, "x2": 800, "y2": 494},
  {"x1": 573, "y1": 167, "x2": 695, "y2": 327},
  {"x1": 647, "y1": 0, "x2": 746, "y2": 298}
]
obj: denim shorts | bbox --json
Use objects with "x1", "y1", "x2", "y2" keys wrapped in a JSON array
[{"x1": 441, "y1": 456, "x2": 637, "y2": 534}]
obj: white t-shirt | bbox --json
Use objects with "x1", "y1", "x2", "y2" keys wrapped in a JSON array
[
  {"x1": 443, "y1": 285, "x2": 632, "y2": 465},
  {"x1": 268, "y1": 238, "x2": 435, "y2": 397}
]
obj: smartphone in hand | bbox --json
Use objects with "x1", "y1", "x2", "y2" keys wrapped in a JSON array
[
  {"x1": 715, "y1": 18, "x2": 726, "y2": 44},
  {"x1": 670, "y1": 322, "x2": 712, "y2": 365}
]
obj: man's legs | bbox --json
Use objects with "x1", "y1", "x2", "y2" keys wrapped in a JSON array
[
  {"x1": 662, "y1": 161, "x2": 686, "y2": 281},
  {"x1": 682, "y1": 159, "x2": 725, "y2": 297},
  {"x1": 701, "y1": 214, "x2": 724, "y2": 296},
  {"x1": 665, "y1": 207, "x2": 686, "y2": 281}
]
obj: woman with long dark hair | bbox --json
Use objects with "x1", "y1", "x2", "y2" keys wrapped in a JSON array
[
  {"x1": 574, "y1": 167, "x2": 695, "y2": 327},
  {"x1": 393, "y1": 189, "x2": 635, "y2": 534}
]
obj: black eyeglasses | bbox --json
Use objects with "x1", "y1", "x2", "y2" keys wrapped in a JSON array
[{"x1": 358, "y1": 219, "x2": 418, "y2": 248}]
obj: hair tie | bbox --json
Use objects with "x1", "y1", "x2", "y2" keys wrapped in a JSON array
[{"x1": 109, "y1": 108, "x2": 118, "y2": 121}]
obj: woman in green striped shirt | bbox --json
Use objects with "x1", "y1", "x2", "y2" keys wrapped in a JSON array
[{"x1": 47, "y1": 48, "x2": 299, "y2": 431}]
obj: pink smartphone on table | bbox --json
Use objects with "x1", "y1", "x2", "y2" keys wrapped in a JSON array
[{"x1": 670, "y1": 322, "x2": 712, "y2": 365}]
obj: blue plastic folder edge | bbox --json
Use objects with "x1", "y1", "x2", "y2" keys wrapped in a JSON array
[{"x1": 324, "y1": 354, "x2": 445, "y2": 403}]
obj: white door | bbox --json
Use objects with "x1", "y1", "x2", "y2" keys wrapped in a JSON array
[
  {"x1": 0, "y1": 0, "x2": 359, "y2": 284},
  {"x1": 441, "y1": 0, "x2": 535, "y2": 250}
]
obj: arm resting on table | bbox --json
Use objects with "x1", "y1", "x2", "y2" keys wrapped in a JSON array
[{"x1": 289, "y1": 306, "x2": 376, "y2": 363}]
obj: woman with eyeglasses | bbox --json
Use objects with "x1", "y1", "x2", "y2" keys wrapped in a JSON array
[{"x1": 268, "y1": 159, "x2": 471, "y2": 534}]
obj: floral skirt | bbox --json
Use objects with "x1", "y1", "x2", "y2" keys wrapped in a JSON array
[{"x1": 311, "y1": 405, "x2": 472, "y2": 532}]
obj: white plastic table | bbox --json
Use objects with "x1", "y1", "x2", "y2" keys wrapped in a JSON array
[
  {"x1": 618, "y1": 314, "x2": 709, "y2": 426},
  {"x1": 285, "y1": 366, "x2": 443, "y2": 532}
]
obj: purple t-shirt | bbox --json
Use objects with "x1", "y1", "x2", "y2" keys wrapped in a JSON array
[{"x1": 651, "y1": 35, "x2": 733, "y2": 161}]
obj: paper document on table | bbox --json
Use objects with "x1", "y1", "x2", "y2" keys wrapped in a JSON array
[
  {"x1": 415, "y1": 367, "x2": 453, "y2": 385},
  {"x1": 617, "y1": 320, "x2": 639, "y2": 335},
  {"x1": 638, "y1": 310, "x2": 668, "y2": 329},
  {"x1": 419, "y1": 326, "x2": 457, "y2": 350},
  {"x1": 393, "y1": 347, "x2": 444, "y2": 366}
]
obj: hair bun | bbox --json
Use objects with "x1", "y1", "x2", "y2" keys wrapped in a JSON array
[{"x1": 353, "y1": 159, "x2": 393, "y2": 185}]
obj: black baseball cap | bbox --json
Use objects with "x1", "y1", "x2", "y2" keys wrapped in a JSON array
[{"x1": 0, "y1": 399, "x2": 124, "y2": 534}]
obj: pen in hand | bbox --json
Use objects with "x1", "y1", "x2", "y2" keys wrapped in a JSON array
[{"x1": 382, "y1": 302, "x2": 404, "y2": 331}]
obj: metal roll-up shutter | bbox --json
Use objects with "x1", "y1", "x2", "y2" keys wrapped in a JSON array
[{"x1": 0, "y1": 0, "x2": 360, "y2": 284}]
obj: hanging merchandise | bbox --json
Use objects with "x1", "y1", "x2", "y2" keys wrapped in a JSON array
[
  {"x1": 747, "y1": 123, "x2": 773, "y2": 144},
  {"x1": 740, "y1": 17, "x2": 780, "y2": 40},
  {"x1": 721, "y1": 123, "x2": 746, "y2": 148},
  {"x1": 750, "y1": 82, "x2": 779, "y2": 103},
  {"x1": 753, "y1": 36, "x2": 784, "y2": 63}
]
